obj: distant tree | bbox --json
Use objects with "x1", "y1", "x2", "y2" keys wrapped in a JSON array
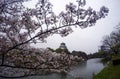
[
  {"x1": 55, "y1": 48, "x2": 69, "y2": 54},
  {"x1": 55, "y1": 48, "x2": 64, "y2": 53},
  {"x1": 101, "y1": 29, "x2": 120, "y2": 54},
  {"x1": 72, "y1": 50, "x2": 88, "y2": 60},
  {"x1": 0, "y1": 0, "x2": 109, "y2": 66},
  {"x1": 87, "y1": 51, "x2": 108, "y2": 59},
  {"x1": 47, "y1": 47, "x2": 55, "y2": 52},
  {"x1": 101, "y1": 35, "x2": 112, "y2": 52}
]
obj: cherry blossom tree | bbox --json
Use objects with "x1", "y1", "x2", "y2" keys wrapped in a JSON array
[{"x1": 0, "y1": 0, "x2": 109, "y2": 66}]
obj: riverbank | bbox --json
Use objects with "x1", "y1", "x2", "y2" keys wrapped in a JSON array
[
  {"x1": 93, "y1": 55, "x2": 120, "y2": 79},
  {"x1": 93, "y1": 63, "x2": 120, "y2": 79}
]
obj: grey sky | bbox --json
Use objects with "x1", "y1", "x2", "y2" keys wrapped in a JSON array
[{"x1": 24, "y1": 0, "x2": 120, "y2": 54}]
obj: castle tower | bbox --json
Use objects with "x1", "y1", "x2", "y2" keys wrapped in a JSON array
[
  {"x1": 56, "y1": 42, "x2": 69, "y2": 53},
  {"x1": 59, "y1": 42, "x2": 67, "y2": 50}
]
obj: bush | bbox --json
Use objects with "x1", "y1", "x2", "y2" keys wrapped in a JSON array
[
  {"x1": 112, "y1": 59, "x2": 120, "y2": 65},
  {"x1": 112, "y1": 54, "x2": 120, "y2": 65},
  {"x1": 55, "y1": 48, "x2": 64, "y2": 53}
]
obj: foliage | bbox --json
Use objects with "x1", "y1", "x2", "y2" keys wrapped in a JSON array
[
  {"x1": 100, "y1": 58, "x2": 109, "y2": 64},
  {"x1": 47, "y1": 47, "x2": 55, "y2": 52},
  {"x1": 72, "y1": 50, "x2": 88, "y2": 60},
  {"x1": 55, "y1": 48, "x2": 69, "y2": 54},
  {"x1": 112, "y1": 54, "x2": 120, "y2": 60},
  {"x1": 88, "y1": 51, "x2": 109, "y2": 59},
  {"x1": 0, "y1": 0, "x2": 109, "y2": 65},
  {"x1": 100, "y1": 28, "x2": 120, "y2": 54},
  {"x1": 112, "y1": 54, "x2": 120, "y2": 65},
  {"x1": 55, "y1": 48, "x2": 65, "y2": 53}
]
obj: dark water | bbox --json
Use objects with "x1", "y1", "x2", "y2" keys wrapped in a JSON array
[
  {"x1": 1, "y1": 58, "x2": 105, "y2": 79},
  {"x1": 67, "y1": 58, "x2": 105, "y2": 79}
]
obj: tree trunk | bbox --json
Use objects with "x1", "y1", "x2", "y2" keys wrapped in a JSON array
[{"x1": 1, "y1": 52, "x2": 5, "y2": 65}]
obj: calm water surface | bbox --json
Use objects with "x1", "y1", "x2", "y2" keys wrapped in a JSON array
[{"x1": 1, "y1": 58, "x2": 105, "y2": 79}]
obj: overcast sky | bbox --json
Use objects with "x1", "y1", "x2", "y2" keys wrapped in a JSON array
[{"x1": 24, "y1": 0, "x2": 120, "y2": 54}]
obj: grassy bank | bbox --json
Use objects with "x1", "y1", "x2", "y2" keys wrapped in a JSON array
[{"x1": 93, "y1": 55, "x2": 120, "y2": 79}]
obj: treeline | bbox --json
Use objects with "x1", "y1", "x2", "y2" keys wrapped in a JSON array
[
  {"x1": 47, "y1": 47, "x2": 88, "y2": 60},
  {"x1": 71, "y1": 51, "x2": 88, "y2": 60},
  {"x1": 87, "y1": 52, "x2": 109, "y2": 59}
]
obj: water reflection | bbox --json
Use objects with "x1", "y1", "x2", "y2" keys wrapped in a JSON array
[
  {"x1": 13, "y1": 73, "x2": 75, "y2": 79},
  {"x1": 68, "y1": 58, "x2": 105, "y2": 79}
]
